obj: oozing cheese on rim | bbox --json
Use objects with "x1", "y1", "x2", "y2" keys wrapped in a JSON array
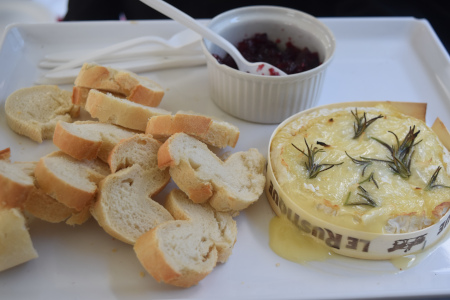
[{"x1": 271, "y1": 105, "x2": 450, "y2": 234}]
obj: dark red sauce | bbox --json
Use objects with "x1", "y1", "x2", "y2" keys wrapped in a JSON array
[{"x1": 213, "y1": 33, "x2": 321, "y2": 75}]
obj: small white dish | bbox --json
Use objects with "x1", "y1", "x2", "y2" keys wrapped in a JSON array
[{"x1": 201, "y1": 5, "x2": 336, "y2": 123}]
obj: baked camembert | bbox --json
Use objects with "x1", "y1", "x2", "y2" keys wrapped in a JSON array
[{"x1": 271, "y1": 103, "x2": 450, "y2": 234}]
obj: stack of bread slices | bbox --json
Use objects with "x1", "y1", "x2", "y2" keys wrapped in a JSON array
[{"x1": 1, "y1": 63, "x2": 266, "y2": 287}]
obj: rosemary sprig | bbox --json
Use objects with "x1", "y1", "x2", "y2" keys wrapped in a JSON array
[
  {"x1": 358, "y1": 172, "x2": 379, "y2": 189},
  {"x1": 368, "y1": 126, "x2": 422, "y2": 178},
  {"x1": 425, "y1": 166, "x2": 450, "y2": 191},
  {"x1": 344, "y1": 186, "x2": 378, "y2": 207},
  {"x1": 352, "y1": 108, "x2": 383, "y2": 139},
  {"x1": 345, "y1": 151, "x2": 372, "y2": 176},
  {"x1": 292, "y1": 139, "x2": 343, "y2": 179}
]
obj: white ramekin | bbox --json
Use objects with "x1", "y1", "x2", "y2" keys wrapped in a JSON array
[{"x1": 201, "y1": 6, "x2": 336, "y2": 124}]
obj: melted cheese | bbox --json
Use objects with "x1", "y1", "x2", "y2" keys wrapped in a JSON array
[{"x1": 271, "y1": 105, "x2": 450, "y2": 234}]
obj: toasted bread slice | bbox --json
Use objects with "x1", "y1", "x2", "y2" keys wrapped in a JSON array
[
  {"x1": 92, "y1": 134, "x2": 172, "y2": 244},
  {"x1": 134, "y1": 189, "x2": 237, "y2": 288},
  {"x1": 108, "y1": 134, "x2": 166, "y2": 174},
  {"x1": 24, "y1": 187, "x2": 91, "y2": 225},
  {"x1": 91, "y1": 164, "x2": 173, "y2": 245},
  {"x1": 157, "y1": 133, "x2": 266, "y2": 213},
  {"x1": 5, "y1": 85, "x2": 79, "y2": 143},
  {"x1": 34, "y1": 151, "x2": 110, "y2": 211},
  {"x1": 0, "y1": 208, "x2": 38, "y2": 272},
  {"x1": 146, "y1": 111, "x2": 240, "y2": 148},
  {"x1": 74, "y1": 63, "x2": 164, "y2": 107},
  {"x1": 85, "y1": 89, "x2": 171, "y2": 131},
  {"x1": 0, "y1": 155, "x2": 36, "y2": 209},
  {"x1": 53, "y1": 120, "x2": 136, "y2": 162}
]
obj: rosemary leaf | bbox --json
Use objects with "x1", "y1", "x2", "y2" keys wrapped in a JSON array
[
  {"x1": 367, "y1": 126, "x2": 422, "y2": 179},
  {"x1": 345, "y1": 152, "x2": 372, "y2": 176},
  {"x1": 351, "y1": 108, "x2": 383, "y2": 139},
  {"x1": 344, "y1": 186, "x2": 378, "y2": 207},
  {"x1": 292, "y1": 139, "x2": 343, "y2": 179},
  {"x1": 425, "y1": 166, "x2": 450, "y2": 191},
  {"x1": 358, "y1": 172, "x2": 379, "y2": 189}
]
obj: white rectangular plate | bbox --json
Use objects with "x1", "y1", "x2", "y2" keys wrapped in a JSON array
[{"x1": 1, "y1": 17, "x2": 450, "y2": 299}]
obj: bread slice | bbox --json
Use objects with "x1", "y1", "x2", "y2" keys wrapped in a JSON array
[
  {"x1": 108, "y1": 134, "x2": 167, "y2": 174},
  {"x1": 91, "y1": 134, "x2": 172, "y2": 244},
  {"x1": 34, "y1": 151, "x2": 110, "y2": 211},
  {"x1": 91, "y1": 164, "x2": 173, "y2": 245},
  {"x1": 0, "y1": 155, "x2": 37, "y2": 209},
  {"x1": 163, "y1": 189, "x2": 237, "y2": 263},
  {"x1": 23, "y1": 186, "x2": 90, "y2": 225},
  {"x1": 72, "y1": 86, "x2": 124, "y2": 108},
  {"x1": 85, "y1": 89, "x2": 171, "y2": 131},
  {"x1": 145, "y1": 111, "x2": 240, "y2": 148},
  {"x1": 134, "y1": 189, "x2": 237, "y2": 287},
  {"x1": 53, "y1": 120, "x2": 136, "y2": 162},
  {"x1": 74, "y1": 63, "x2": 164, "y2": 107},
  {"x1": 0, "y1": 208, "x2": 38, "y2": 272},
  {"x1": 157, "y1": 133, "x2": 266, "y2": 212},
  {"x1": 5, "y1": 85, "x2": 79, "y2": 143}
]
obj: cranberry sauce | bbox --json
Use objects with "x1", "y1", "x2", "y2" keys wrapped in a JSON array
[{"x1": 213, "y1": 33, "x2": 321, "y2": 75}]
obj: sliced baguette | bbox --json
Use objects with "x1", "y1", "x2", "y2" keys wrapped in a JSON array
[
  {"x1": 134, "y1": 189, "x2": 237, "y2": 287},
  {"x1": 24, "y1": 187, "x2": 90, "y2": 225},
  {"x1": 74, "y1": 63, "x2": 164, "y2": 107},
  {"x1": 5, "y1": 85, "x2": 79, "y2": 143},
  {"x1": 163, "y1": 189, "x2": 237, "y2": 263},
  {"x1": 91, "y1": 164, "x2": 173, "y2": 245},
  {"x1": 85, "y1": 89, "x2": 171, "y2": 131},
  {"x1": 34, "y1": 151, "x2": 110, "y2": 211},
  {"x1": 0, "y1": 208, "x2": 38, "y2": 272},
  {"x1": 53, "y1": 120, "x2": 136, "y2": 162},
  {"x1": 91, "y1": 134, "x2": 172, "y2": 244},
  {"x1": 108, "y1": 134, "x2": 166, "y2": 174},
  {"x1": 0, "y1": 155, "x2": 37, "y2": 209},
  {"x1": 157, "y1": 133, "x2": 266, "y2": 212},
  {"x1": 72, "y1": 86, "x2": 123, "y2": 107},
  {"x1": 145, "y1": 111, "x2": 240, "y2": 148}
]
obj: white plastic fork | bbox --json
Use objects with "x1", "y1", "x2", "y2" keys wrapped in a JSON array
[
  {"x1": 43, "y1": 28, "x2": 201, "y2": 73},
  {"x1": 37, "y1": 54, "x2": 206, "y2": 85},
  {"x1": 39, "y1": 47, "x2": 202, "y2": 69}
]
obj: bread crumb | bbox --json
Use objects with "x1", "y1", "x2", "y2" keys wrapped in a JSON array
[
  {"x1": 140, "y1": 271, "x2": 145, "y2": 278},
  {"x1": 112, "y1": 248, "x2": 117, "y2": 253},
  {"x1": 276, "y1": 263, "x2": 280, "y2": 267}
]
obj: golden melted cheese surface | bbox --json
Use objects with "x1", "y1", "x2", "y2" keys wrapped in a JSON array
[{"x1": 271, "y1": 105, "x2": 450, "y2": 233}]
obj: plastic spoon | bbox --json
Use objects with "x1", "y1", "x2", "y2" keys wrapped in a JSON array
[{"x1": 139, "y1": 0, "x2": 287, "y2": 76}]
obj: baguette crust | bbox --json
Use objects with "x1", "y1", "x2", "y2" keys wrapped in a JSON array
[
  {"x1": 53, "y1": 121, "x2": 136, "y2": 161},
  {"x1": 53, "y1": 121, "x2": 102, "y2": 161},
  {"x1": 74, "y1": 63, "x2": 164, "y2": 107},
  {"x1": 146, "y1": 112, "x2": 240, "y2": 148},
  {"x1": 85, "y1": 89, "x2": 171, "y2": 131},
  {"x1": 134, "y1": 189, "x2": 237, "y2": 287},
  {"x1": 24, "y1": 187, "x2": 75, "y2": 223},
  {"x1": 34, "y1": 151, "x2": 110, "y2": 211},
  {"x1": 0, "y1": 159, "x2": 36, "y2": 209},
  {"x1": 134, "y1": 222, "x2": 215, "y2": 288}
]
